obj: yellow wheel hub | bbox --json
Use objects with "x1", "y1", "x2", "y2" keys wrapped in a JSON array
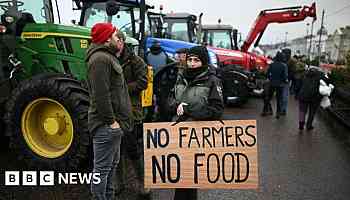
[
  {"x1": 21, "y1": 98, "x2": 74, "y2": 159},
  {"x1": 43, "y1": 117, "x2": 66, "y2": 136}
]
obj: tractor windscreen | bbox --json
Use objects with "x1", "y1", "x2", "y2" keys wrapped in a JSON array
[
  {"x1": 206, "y1": 30, "x2": 233, "y2": 49},
  {"x1": 148, "y1": 14, "x2": 163, "y2": 37},
  {"x1": 165, "y1": 19, "x2": 190, "y2": 42},
  {"x1": 0, "y1": 3, "x2": 3, "y2": 16},
  {"x1": 22, "y1": 2, "x2": 47, "y2": 23},
  {"x1": 83, "y1": 2, "x2": 147, "y2": 39},
  {"x1": 0, "y1": 0, "x2": 47, "y2": 23}
]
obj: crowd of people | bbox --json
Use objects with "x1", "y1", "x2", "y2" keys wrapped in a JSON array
[
  {"x1": 262, "y1": 48, "x2": 334, "y2": 131},
  {"x1": 85, "y1": 22, "x2": 334, "y2": 200},
  {"x1": 86, "y1": 22, "x2": 223, "y2": 200}
]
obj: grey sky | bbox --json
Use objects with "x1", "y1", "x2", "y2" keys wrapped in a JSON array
[
  {"x1": 60, "y1": 0, "x2": 350, "y2": 44},
  {"x1": 147, "y1": 0, "x2": 350, "y2": 44}
]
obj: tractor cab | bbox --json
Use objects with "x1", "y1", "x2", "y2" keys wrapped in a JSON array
[
  {"x1": 201, "y1": 24, "x2": 238, "y2": 50},
  {"x1": 162, "y1": 13, "x2": 239, "y2": 51},
  {"x1": 0, "y1": 0, "x2": 55, "y2": 47},
  {"x1": 74, "y1": 1, "x2": 218, "y2": 62},
  {"x1": 0, "y1": 0, "x2": 53, "y2": 29},
  {"x1": 74, "y1": 0, "x2": 157, "y2": 55},
  {"x1": 148, "y1": 11, "x2": 166, "y2": 38},
  {"x1": 163, "y1": 12, "x2": 197, "y2": 43},
  {"x1": 0, "y1": 0, "x2": 55, "y2": 90}
]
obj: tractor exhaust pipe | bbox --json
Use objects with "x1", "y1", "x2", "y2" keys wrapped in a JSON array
[{"x1": 197, "y1": 13, "x2": 203, "y2": 44}]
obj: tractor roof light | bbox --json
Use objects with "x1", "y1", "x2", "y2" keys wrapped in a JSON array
[{"x1": 0, "y1": 25, "x2": 6, "y2": 33}]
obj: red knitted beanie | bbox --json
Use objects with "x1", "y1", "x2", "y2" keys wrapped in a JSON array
[{"x1": 91, "y1": 23, "x2": 117, "y2": 44}]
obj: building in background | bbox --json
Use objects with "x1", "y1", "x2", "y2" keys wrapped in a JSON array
[
  {"x1": 261, "y1": 26, "x2": 330, "y2": 62},
  {"x1": 325, "y1": 26, "x2": 350, "y2": 64}
]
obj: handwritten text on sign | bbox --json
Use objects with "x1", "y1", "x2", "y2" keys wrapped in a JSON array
[{"x1": 143, "y1": 120, "x2": 258, "y2": 189}]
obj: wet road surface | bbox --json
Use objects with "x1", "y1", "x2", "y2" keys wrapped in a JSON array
[
  {"x1": 151, "y1": 96, "x2": 350, "y2": 200},
  {"x1": 1, "y1": 96, "x2": 350, "y2": 200}
]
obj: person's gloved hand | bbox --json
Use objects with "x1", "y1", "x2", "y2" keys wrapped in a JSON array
[{"x1": 177, "y1": 102, "x2": 188, "y2": 116}]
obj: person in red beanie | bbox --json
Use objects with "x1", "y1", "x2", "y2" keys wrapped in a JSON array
[
  {"x1": 86, "y1": 22, "x2": 134, "y2": 200},
  {"x1": 90, "y1": 23, "x2": 116, "y2": 44}
]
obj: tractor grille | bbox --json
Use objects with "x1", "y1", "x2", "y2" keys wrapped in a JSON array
[{"x1": 55, "y1": 37, "x2": 74, "y2": 54}]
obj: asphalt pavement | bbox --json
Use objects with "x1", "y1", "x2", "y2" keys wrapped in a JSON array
[
  {"x1": 1, "y1": 96, "x2": 350, "y2": 200},
  {"x1": 151, "y1": 96, "x2": 350, "y2": 200}
]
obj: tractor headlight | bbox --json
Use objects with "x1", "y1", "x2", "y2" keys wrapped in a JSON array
[
  {"x1": 0, "y1": 25, "x2": 6, "y2": 33},
  {"x1": 5, "y1": 16, "x2": 14, "y2": 23}
]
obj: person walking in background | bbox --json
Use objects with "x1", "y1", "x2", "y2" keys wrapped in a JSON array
[
  {"x1": 281, "y1": 48, "x2": 296, "y2": 115},
  {"x1": 172, "y1": 46, "x2": 224, "y2": 199},
  {"x1": 266, "y1": 51, "x2": 288, "y2": 119},
  {"x1": 293, "y1": 56, "x2": 306, "y2": 99},
  {"x1": 297, "y1": 67, "x2": 329, "y2": 131},
  {"x1": 86, "y1": 23, "x2": 133, "y2": 200},
  {"x1": 261, "y1": 79, "x2": 273, "y2": 116}
]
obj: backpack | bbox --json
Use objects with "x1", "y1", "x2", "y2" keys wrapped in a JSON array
[{"x1": 298, "y1": 69, "x2": 323, "y2": 102}]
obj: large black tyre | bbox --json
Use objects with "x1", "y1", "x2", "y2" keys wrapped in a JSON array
[
  {"x1": 221, "y1": 66, "x2": 250, "y2": 107},
  {"x1": 0, "y1": 104, "x2": 9, "y2": 151},
  {"x1": 4, "y1": 73, "x2": 90, "y2": 170}
]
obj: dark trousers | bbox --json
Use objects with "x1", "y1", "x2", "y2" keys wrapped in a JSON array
[
  {"x1": 281, "y1": 84, "x2": 289, "y2": 113},
  {"x1": 122, "y1": 122, "x2": 143, "y2": 160},
  {"x1": 299, "y1": 100, "x2": 320, "y2": 128},
  {"x1": 262, "y1": 99, "x2": 273, "y2": 115},
  {"x1": 268, "y1": 85, "x2": 284, "y2": 114},
  {"x1": 294, "y1": 78, "x2": 303, "y2": 98},
  {"x1": 115, "y1": 122, "x2": 145, "y2": 194},
  {"x1": 91, "y1": 126, "x2": 123, "y2": 200},
  {"x1": 261, "y1": 81, "x2": 272, "y2": 115},
  {"x1": 174, "y1": 189, "x2": 197, "y2": 200}
]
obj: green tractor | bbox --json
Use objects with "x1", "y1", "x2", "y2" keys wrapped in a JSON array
[
  {"x1": 0, "y1": 0, "x2": 163, "y2": 170},
  {"x1": 0, "y1": 0, "x2": 193, "y2": 170},
  {"x1": 0, "y1": 0, "x2": 93, "y2": 170}
]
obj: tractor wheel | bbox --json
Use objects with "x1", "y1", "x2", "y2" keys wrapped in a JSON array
[
  {"x1": 0, "y1": 105, "x2": 9, "y2": 151},
  {"x1": 222, "y1": 70, "x2": 249, "y2": 107},
  {"x1": 5, "y1": 73, "x2": 90, "y2": 170}
]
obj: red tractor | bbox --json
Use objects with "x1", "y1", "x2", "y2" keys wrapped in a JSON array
[
  {"x1": 163, "y1": 3, "x2": 316, "y2": 105},
  {"x1": 201, "y1": 3, "x2": 317, "y2": 71}
]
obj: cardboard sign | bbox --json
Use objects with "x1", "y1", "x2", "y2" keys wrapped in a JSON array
[{"x1": 143, "y1": 120, "x2": 258, "y2": 189}]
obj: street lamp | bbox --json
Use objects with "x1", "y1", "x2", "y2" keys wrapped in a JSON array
[
  {"x1": 284, "y1": 32, "x2": 288, "y2": 47},
  {"x1": 307, "y1": 21, "x2": 315, "y2": 67},
  {"x1": 305, "y1": 23, "x2": 310, "y2": 55}
]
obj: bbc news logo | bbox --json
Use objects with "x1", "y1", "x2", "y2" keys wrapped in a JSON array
[{"x1": 4, "y1": 171, "x2": 101, "y2": 186}]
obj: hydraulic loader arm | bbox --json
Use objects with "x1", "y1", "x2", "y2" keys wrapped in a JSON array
[{"x1": 241, "y1": 3, "x2": 316, "y2": 52}]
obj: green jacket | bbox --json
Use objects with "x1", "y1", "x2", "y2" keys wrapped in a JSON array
[
  {"x1": 119, "y1": 47, "x2": 148, "y2": 122},
  {"x1": 295, "y1": 61, "x2": 306, "y2": 79},
  {"x1": 174, "y1": 68, "x2": 224, "y2": 120},
  {"x1": 287, "y1": 57, "x2": 297, "y2": 80},
  {"x1": 86, "y1": 44, "x2": 133, "y2": 133}
]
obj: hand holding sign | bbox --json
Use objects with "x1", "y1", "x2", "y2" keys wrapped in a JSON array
[
  {"x1": 176, "y1": 102, "x2": 188, "y2": 116},
  {"x1": 143, "y1": 120, "x2": 258, "y2": 189}
]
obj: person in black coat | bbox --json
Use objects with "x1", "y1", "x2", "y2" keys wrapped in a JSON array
[
  {"x1": 265, "y1": 51, "x2": 288, "y2": 118},
  {"x1": 261, "y1": 79, "x2": 273, "y2": 116},
  {"x1": 297, "y1": 67, "x2": 327, "y2": 131},
  {"x1": 172, "y1": 46, "x2": 224, "y2": 200}
]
